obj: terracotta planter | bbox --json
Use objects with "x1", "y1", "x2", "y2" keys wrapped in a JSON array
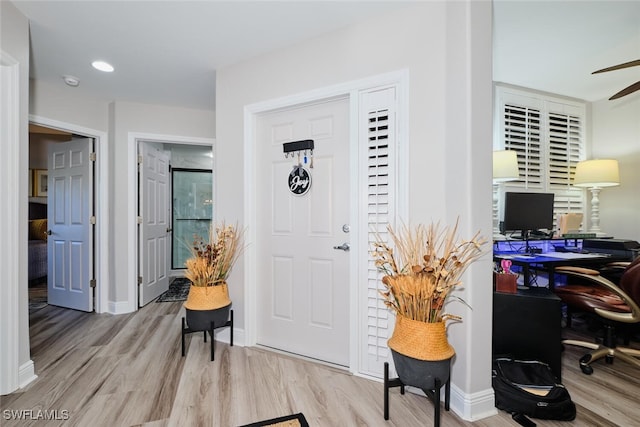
[
  {"x1": 184, "y1": 282, "x2": 230, "y2": 310},
  {"x1": 388, "y1": 316, "x2": 455, "y2": 361}
]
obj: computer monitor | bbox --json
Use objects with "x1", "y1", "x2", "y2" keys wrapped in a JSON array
[{"x1": 502, "y1": 192, "x2": 555, "y2": 239}]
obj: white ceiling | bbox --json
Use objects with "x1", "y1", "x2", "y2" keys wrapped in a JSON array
[
  {"x1": 493, "y1": 0, "x2": 640, "y2": 102},
  {"x1": 13, "y1": 1, "x2": 640, "y2": 111},
  {"x1": 13, "y1": 1, "x2": 415, "y2": 110}
]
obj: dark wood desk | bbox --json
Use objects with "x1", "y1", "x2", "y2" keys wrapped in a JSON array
[
  {"x1": 493, "y1": 288, "x2": 562, "y2": 380},
  {"x1": 493, "y1": 251, "x2": 619, "y2": 289}
]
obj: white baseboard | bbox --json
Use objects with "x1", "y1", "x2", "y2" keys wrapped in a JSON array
[
  {"x1": 449, "y1": 383, "x2": 497, "y2": 421},
  {"x1": 213, "y1": 327, "x2": 245, "y2": 347},
  {"x1": 19, "y1": 360, "x2": 37, "y2": 389},
  {"x1": 108, "y1": 300, "x2": 135, "y2": 315}
]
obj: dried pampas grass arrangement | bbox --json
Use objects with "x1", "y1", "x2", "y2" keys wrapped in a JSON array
[
  {"x1": 185, "y1": 222, "x2": 245, "y2": 287},
  {"x1": 372, "y1": 218, "x2": 487, "y2": 323}
]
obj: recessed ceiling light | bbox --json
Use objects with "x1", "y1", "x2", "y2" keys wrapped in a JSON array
[
  {"x1": 92, "y1": 60, "x2": 114, "y2": 72},
  {"x1": 62, "y1": 75, "x2": 80, "y2": 87}
]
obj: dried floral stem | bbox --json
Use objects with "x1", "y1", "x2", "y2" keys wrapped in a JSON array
[
  {"x1": 372, "y1": 218, "x2": 487, "y2": 323},
  {"x1": 185, "y1": 221, "x2": 245, "y2": 287}
]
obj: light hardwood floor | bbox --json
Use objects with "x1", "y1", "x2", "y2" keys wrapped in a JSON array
[{"x1": 2, "y1": 300, "x2": 639, "y2": 426}]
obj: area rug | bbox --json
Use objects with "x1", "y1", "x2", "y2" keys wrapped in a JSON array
[
  {"x1": 155, "y1": 277, "x2": 191, "y2": 302},
  {"x1": 29, "y1": 297, "x2": 48, "y2": 312},
  {"x1": 239, "y1": 413, "x2": 309, "y2": 427},
  {"x1": 29, "y1": 282, "x2": 48, "y2": 312}
]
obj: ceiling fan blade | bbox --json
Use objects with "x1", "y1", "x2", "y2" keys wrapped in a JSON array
[
  {"x1": 609, "y1": 80, "x2": 640, "y2": 100},
  {"x1": 593, "y1": 59, "x2": 640, "y2": 74}
]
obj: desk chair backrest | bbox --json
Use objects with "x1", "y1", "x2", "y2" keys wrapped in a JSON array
[{"x1": 620, "y1": 256, "x2": 640, "y2": 304}]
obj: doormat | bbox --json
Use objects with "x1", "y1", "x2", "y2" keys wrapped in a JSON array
[
  {"x1": 239, "y1": 413, "x2": 309, "y2": 427},
  {"x1": 29, "y1": 297, "x2": 48, "y2": 312},
  {"x1": 155, "y1": 278, "x2": 191, "y2": 302}
]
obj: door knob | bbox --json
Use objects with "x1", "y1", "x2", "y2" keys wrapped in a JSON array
[{"x1": 333, "y1": 243, "x2": 350, "y2": 251}]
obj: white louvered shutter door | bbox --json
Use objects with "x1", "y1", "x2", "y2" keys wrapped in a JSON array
[{"x1": 360, "y1": 87, "x2": 397, "y2": 378}]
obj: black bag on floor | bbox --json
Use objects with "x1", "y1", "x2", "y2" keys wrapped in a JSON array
[{"x1": 492, "y1": 357, "x2": 576, "y2": 426}]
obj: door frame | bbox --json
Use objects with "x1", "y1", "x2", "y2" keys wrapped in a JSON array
[
  {"x1": 243, "y1": 70, "x2": 409, "y2": 374},
  {"x1": 127, "y1": 133, "x2": 215, "y2": 310},
  {"x1": 1, "y1": 52, "x2": 22, "y2": 394},
  {"x1": 30, "y1": 115, "x2": 109, "y2": 314}
]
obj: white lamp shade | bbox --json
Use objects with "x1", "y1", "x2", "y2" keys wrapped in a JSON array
[
  {"x1": 493, "y1": 150, "x2": 519, "y2": 182},
  {"x1": 573, "y1": 159, "x2": 620, "y2": 188}
]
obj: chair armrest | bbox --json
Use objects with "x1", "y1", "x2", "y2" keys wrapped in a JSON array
[
  {"x1": 607, "y1": 261, "x2": 630, "y2": 268},
  {"x1": 555, "y1": 266, "x2": 640, "y2": 323}
]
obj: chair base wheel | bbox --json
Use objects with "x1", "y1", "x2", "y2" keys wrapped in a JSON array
[{"x1": 579, "y1": 354, "x2": 594, "y2": 375}]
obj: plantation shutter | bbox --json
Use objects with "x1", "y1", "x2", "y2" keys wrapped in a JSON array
[
  {"x1": 547, "y1": 105, "x2": 585, "y2": 218},
  {"x1": 360, "y1": 87, "x2": 397, "y2": 378},
  {"x1": 496, "y1": 86, "x2": 586, "y2": 233},
  {"x1": 503, "y1": 104, "x2": 543, "y2": 189}
]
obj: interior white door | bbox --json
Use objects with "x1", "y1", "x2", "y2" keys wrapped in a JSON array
[
  {"x1": 256, "y1": 97, "x2": 350, "y2": 366},
  {"x1": 47, "y1": 138, "x2": 93, "y2": 311},
  {"x1": 139, "y1": 143, "x2": 170, "y2": 306}
]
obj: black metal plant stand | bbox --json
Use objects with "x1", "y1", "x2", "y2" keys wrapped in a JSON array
[
  {"x1": 383, "y1": 361, "x2": 451, "y2": 427},
  {"x1": 181, "y1": 309, "x2": 233, "y2": 361}
]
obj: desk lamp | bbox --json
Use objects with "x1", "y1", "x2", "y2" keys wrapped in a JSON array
[
  {"x1": 573, "y1": 159, "x2": 620, "y2": 236},
  {"x1": 493, "y1": 150, "x2": 519, "y2": 234},
  {"x1": 493, "y1": 150, "x2": 520, "y2": 182}
]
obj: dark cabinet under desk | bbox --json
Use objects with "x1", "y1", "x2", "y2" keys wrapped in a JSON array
[{"x1": 492, "y1": 288, "x2": 562, "y2": 380}]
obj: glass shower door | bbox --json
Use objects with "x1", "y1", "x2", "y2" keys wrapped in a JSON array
[{"x1": 172, "y1": 169, "x2": 213, "y2": 269}]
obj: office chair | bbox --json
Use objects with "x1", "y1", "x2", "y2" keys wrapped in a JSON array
[{"x1": 554, "y1": 257, "x2": 640, "y2": 374}]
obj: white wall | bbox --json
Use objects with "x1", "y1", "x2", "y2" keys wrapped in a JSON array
[
  {"x1": 28, "y1": 83, "x2": 216, "y2": 309},
  {"x1": 166, "y1": 144, "x2": 213, "y2": 170},
  {"x1": 591, "y1": 96, "x2": 640, "y2": 242},
  {"x1": 110, "y1": 101, "x2": 215, "y2": 305},
  {"x1": 1, "y1": 0, "x2": 33, "y2": 393},
  {"x1": 216, "y1": 1, "x2": 494, "y2": 420},
  {"x1": 29, "y1": 79, "x2": 109, "y2": 132}
]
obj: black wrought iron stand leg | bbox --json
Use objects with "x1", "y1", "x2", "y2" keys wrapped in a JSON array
[
  {"x1": 230, "y1": 309, "x2": 234, "y2": 346},
  {"x1": 181, "y1": 317, "x2": 186, "y2": 357},
  {"x1": 384, "y1": 362, "x2": 390, "y2": 420},
  {"x1": 383, "y1": 362, "x2": 406, "y2": 421},
  {"x1": 433, "y1": 378, "x2": 441, "y2": 427},
  {"x1": 210, "y1": 321, "x2": 215, "y2": 361},
  {"x1": 445, "y1": 376, "x2": 450, "y2": 411}
]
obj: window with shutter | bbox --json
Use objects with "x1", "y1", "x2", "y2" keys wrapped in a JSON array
[{"x1": 495, "y1": 85, "x2": 586, "y2": 233}]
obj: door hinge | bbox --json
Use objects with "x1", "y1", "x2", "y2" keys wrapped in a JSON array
[
  {"x1": 138, "y1": 276, "x2": 143, "y2": 285},
  {"x1": 137, "y1": 216, "x2": 143, "y2": 224},
  {"x1": 90, "y1": 279, "x2": 97, "y2": 288},
  {"x1": 138, "y1": 155, "x2": 143, "y2": 164},
  {"x1": 90, "y1": 216, "x2": 96, "y2": 225},
  {"x1": 89, "y1": 152, "x2": 97, "y2": 162}
]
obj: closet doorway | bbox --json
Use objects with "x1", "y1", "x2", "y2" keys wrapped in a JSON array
[{"x1": 134, "y1": 136, "x2": 215, "y2": 309}]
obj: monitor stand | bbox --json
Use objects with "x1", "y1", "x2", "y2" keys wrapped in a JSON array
[{"x1": 523, "y1": 230, "x2": 535, "y2": 255}]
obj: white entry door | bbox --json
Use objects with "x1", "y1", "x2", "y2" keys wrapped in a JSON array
[
  {"x1": 47, "y1": 138, "x2": 93, "y2": 312},
  {"x1": 256, "y1": 97, "x2": 350, "y2": 366},
  {"x1": 139, "y1": 143, "x2": 170, "y2": 306}
]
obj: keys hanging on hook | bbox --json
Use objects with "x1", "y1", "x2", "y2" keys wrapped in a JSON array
[
  {"x1": 310, "y1": 149, "x2": 314, "y2": 168},
  {"x1": 297, "y1": 151, "x2": 302, "y2": 168},
  {"x1": 303, "y1": 149, "x2": 308, "y2": 165}
]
